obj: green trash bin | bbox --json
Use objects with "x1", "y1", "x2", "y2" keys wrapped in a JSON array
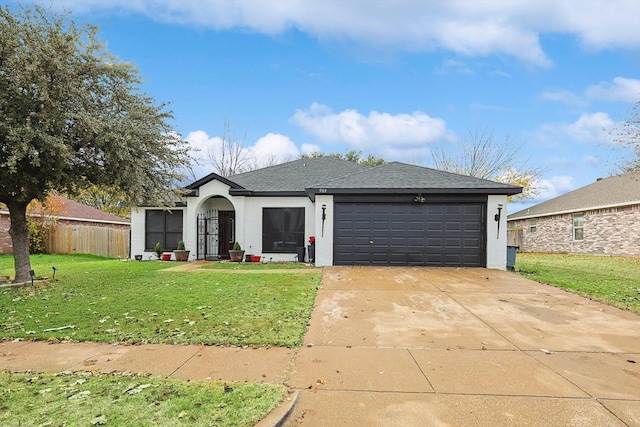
[{"x1": 506, "y1": 246, "x2": 519, "y2": 271}]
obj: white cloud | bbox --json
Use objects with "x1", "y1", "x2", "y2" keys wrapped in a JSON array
[
  {"x1": 539, "y1": 90, "x2": 586, "y2": 107},
  {"x1": 300, "y1": 143, "x2": 322, "y2": 155},
  {"x1": 290, "y1": 103, "x2": 448, "y2": 157},
  {"x1": 541, "y1": 77, "x2": 640, "y2": 107},
  {"x1": 185, "y1": 130, "x2": 301, "y2": 179},
  {"x1": 39, "y1": 0, "x2": 640, "y2": 67},
  {"x1": 535, "y1": 175, "x2": 577, "y2": 201},
  {"x1": 538, "y1": 112, "x2": 617, "y2": 145},
  {"x1": 249, "y1": 133, "x2": 299, "y2": 167},
  {"x1": 565, "y1": 112, "x2": 617, "y2": 143},
  {"x1": 585, "y1": 77, "x2": 640, "y2": 103}
]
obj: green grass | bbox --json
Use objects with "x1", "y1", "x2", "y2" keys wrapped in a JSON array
[
  {"x1": 0, "y1": 255, "x2": 321, "y2": 346},
  {"x1": 515, "y1": 253, "x2": 640, "y2": 314},
  {"x1": 0, "y1": 371, "x2": 286, "y2": 427},
  {"x1": 198, "y1": 262, "x2": 315, "y2": 270}
]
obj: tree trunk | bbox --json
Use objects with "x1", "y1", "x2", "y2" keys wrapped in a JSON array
[{"x1": 7, "y1": 200, "x2": 32, "y2": 282}]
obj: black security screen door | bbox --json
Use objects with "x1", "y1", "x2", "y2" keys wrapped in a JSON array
[
  {"x1": 262, "y1": 208, "x2": 305, "y2": 253},
  {"x1": 196, "y1": 210, "x2": 235, "y2": 260}
]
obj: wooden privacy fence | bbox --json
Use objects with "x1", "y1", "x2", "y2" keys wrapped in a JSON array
[
  {"x1": 507, "y1": 227, "x2": 523, "y2": 248},
  {"x1": 47, "y1": 224, "x2": 130, "y2": 258}
]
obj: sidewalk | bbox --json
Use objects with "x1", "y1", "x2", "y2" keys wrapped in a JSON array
[{"x1": 0, "y1": 340, "x2": 295, "y2": 383}]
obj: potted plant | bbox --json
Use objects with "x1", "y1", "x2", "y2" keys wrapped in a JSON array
[
  {"x1": 173, "y1": 240, "x2": 190, "y2": 262},
  {"x1": 229, "y1": 241, "x2": 245, "y2": 262},
  {"x1": 154, "y1": 242, "x2": 163, "y2": 260}
]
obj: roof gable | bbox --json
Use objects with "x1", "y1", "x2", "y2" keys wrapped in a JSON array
[
  {"x1": 185, "y1": 171, "x2": 245, "y2": 191},
  {"x1": 508, "y1": 171, "x2": 640, "y2": 220}
]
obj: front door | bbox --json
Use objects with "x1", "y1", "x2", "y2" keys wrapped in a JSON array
[{"x1": 196, "y1": 210, "x2": 235, "y2": 260}]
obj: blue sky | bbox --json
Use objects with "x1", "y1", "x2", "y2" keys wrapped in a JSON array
[{"x1": 12, "y1": 0, "x2": 640, "y2": 211}]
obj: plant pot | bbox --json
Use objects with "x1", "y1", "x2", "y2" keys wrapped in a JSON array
[
  {"x1": 251, "y1": 255, "x2": 261, "y2": 263},
  {"x1": 245, "y1": 254, "x2": 253, "y2": 262},
  {"x1": 229, "y1": 250, "x2": 245, "y2": 262},
  {"x1": 173, "y1": 250, "x2": 190, "y2": 262},
  {"x1": 307, "y1": 244, "x2": 315, "y2": 263},
  {"x1": 161, "y1": 253, "x2": 172, "y2": 261},
  {"x1": 297, "y1": 246, "x2": 306, "y2": 263}
]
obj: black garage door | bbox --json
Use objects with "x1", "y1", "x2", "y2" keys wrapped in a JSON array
[{"x1": 334, "y1": 202, "x2": 485, "y2": 267}]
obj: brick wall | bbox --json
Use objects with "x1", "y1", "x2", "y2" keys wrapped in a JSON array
[
  {"x1": 0, "y1": 214, "x2": 11, "y2": 254},
  {"x1": 512, "y1": 204, "x2": 640, "y2": 257}
]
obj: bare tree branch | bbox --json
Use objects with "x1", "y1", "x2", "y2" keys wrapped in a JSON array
[
  {"x1": 205, "y1": 118, "x2": 254, "y2": 177},
  {"x1": 431, "y1": 129, "x2": 543, "y2": 201}
]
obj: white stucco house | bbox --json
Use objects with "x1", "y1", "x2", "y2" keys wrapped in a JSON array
[{"x1": 130, "y1": 157, "x2": 522, "y2": 269}]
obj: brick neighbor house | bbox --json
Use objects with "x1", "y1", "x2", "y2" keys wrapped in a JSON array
[
  {"x1": 0, "y1": 196, "x2": 130, "y2": 258},
  {"x1": 507, "y1": 171, "x2": 640, "y2": 257}
]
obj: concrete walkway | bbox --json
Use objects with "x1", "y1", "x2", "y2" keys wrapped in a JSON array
[{"x1": 1, "y1": 266, "x2": 639, "y2": 426}]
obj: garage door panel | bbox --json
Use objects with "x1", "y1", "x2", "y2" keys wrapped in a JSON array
[
  {"x1": 445, "y1": 238, "x2": 463, "y2": 248},
  {"x1": 334, "y1": 202, "x2": 485, "y2": 267},
  {"x1": 464, "y1": 221, "x2": 481, "y2": 231},
  {"x1": 426, "y1": 222, "x2": 443, "y2": 231}
]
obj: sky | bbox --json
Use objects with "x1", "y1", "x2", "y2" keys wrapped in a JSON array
[{"x1": 10, "y1": 0, "x2": 640, "y2": 212}]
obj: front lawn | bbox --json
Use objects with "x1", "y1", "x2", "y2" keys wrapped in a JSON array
[
  {"x1": 0, "y1": 255, "x2": 321, "y2": 346},
  {"x1": 0, "y1": 371, "x2": 285, "y2": 427},
  {"x1": 515, "y1": 253, "x2": 640, "y2": 314}
]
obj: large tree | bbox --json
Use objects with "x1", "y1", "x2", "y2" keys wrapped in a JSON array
[
  {"x1": 430, "y1": 130, "x2": 542, "y2": 200},
  {"x1": 0, "y1": 6, "x2": 191, "y2": 281}
]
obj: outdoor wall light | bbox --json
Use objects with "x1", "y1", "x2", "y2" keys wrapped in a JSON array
[
  {"x1": 495, "y1": 204, "x2": 504, "y2": 239},
  {"x1": 321, "y1": 204, "x2": 327, "y2": 237}
]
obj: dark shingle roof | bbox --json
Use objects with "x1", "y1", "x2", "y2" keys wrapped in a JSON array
[
  {"x1": 187, "y1": 156, "x2": 523, "y2": 196},
  {"x1": 312, "y1": 161, "x2": 522, "y2": 194},
  {"x1": 508, "y1": 171, "x2": 640, "y2": 220},
  {"x1": 227, "y1": 157, "x2": 370, "y2": 192}
]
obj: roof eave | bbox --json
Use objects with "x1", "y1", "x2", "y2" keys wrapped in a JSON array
[
  {"x1": 508, "y1": 200, "x2": 640, "y2": 220},
  {"x1": 307, "y1": 187, "x2": 522, "y2": 197},
  {"x1": 135, "y1": 201, "x2": 187, "y2": 208},
  {"x1": 228, "y1": 189, "x2": 307, "y2": 197}
]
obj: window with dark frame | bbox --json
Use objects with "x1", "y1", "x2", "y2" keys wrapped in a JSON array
[
  {"x1": 145, "y1": 210, "x2": 183, "y2": 251},
  {"x1": 573, "y1": 213, "x2": 584, "y2": 241},
  {"x1": 262, "y1": 208, "x2": 305, "y2": 253}
]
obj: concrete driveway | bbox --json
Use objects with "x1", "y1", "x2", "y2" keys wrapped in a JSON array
[{"x1": 286, "y1": 266, "x2": 640, "y2": 426}]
